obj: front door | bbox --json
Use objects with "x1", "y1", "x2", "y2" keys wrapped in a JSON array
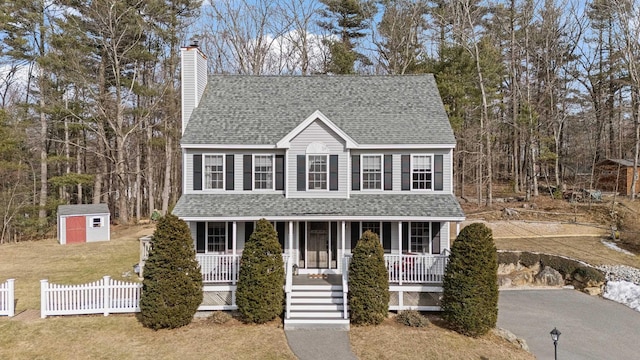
[{"x1": 307, "y1": 222, "x2": 329, "y2": 268}]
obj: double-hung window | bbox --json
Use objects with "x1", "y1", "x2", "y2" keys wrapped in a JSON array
[
  {"x1": 204, "y1": 155, "x2": 224, "y2": 189},
  {"x1": 412, "y1": 155, "x2": 432, "y2": 190},
  {"x1": 308, "y1": 155, "x2": 328, "y2": 190},
  {"x1": 362, "y1": 222, "x2": 381, "y2": 237},
  {"x1": 362, "y1": 155, "x2": 382, "y2": 190},
  {"x1": 410, "y1": 222, "x2": 430, "y2": 253},
  {"x1": 207, "y1": 222, "x2": 226, "y2": 253},
  {"x1": 254, "y1": 155, "x2": 274, "y2": 190}
]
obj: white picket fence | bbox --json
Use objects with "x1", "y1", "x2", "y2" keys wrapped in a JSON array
[
  {"x1": 0, "y1": 279, "x2": 15, "y2": 317},
  {"x1": 41, "y1": 276, "x2": 142, "y2": 318}
]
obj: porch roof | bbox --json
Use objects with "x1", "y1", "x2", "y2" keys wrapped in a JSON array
[{"x1": 172, "y1": 194, "x2": 465, "y2": 221}]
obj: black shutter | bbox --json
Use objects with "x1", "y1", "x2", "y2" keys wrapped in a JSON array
[
  {"x1": 434, "y1": 155, "x2": 443, "y2": 191},
  {"x1": 299, "y1": 222, "x2": 306, "y2": 262},
  {"x1": 275, "y1": 155, "x2": 285, "y2": 191},
  {"x1": 431, "y1": 222, "x2": 441, "y2": 254},
  {"x1": 245, "y1": 221, "x2": 254, "y2": 243},
  {"x1": 226, "y1": 155, "x2": 234, "y2": 190},
  {"x1": 276, "y1": 222, "x2": 286, "y2": 250},
  {"x1": 243, "y1": 155, "x2": 252, "y2": 190},
  {"x1": 196, "y1": 222, "x2": 205, "y2": 253},
  {"x1": 351, "y1": 155, "x2": 360, "y2": 190},
  {"x1": 384, "y1": 155, "x2": 393, "y2": 190},
  {"x1": 350, "y1": 222, "x2": 360, "y2": 251},
  {"x1": 330, "y1": 155, "x2": 338, "y2": 191},
  {"x1": 227, "y1": 222, "x2": 233, "y2": 250},
  {"x1": 297, "y1": 155, "x2": 306, "y2": 191},
  {"x1": 331, "y1": 222, "x2": 338, "y2": 263},
  {"x1": 402, "y1": 222, "x2": 409, "y2": 253},
  {"x1": 193, "y1": 154, "x2": 202, "y2": 190},
  {"x1": 382, "y1": 222, "x2": 391, "y2": 252},
  {"x1": 401, "y1": 155, "x2": 410, "y2": 190}
]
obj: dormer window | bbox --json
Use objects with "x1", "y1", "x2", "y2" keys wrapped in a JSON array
[
  {"x1": 204, "y1": 155, "x2": 224, "y2": 189},
  {"x1": 308, "y1": 155, "x2": 328, "y2": 190},
  {"x1": 412, "y1": 155, "x2": 432, "y2": 190}
]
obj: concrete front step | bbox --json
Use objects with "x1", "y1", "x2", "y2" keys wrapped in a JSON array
[{"x1": 284, "y1": 318, "x2": 350, "y2": 330}]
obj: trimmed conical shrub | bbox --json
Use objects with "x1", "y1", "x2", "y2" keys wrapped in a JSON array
[
  {"x1": 348, "y1": 230, "x2": 389, "y2": 325},
  {"x1": 139, "y1": 214, "x2": 203, "y2": 330},
  {"x1": 442, "y1": 222, "x2": 498, "y2": 337},
  {"x1": 236, "y1": 218, "x2": 285, "y2": 323}
]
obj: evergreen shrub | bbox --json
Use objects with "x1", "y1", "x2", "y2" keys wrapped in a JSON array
[
  {"x1": 139, "y1": 214, "x2": 203, "y2": 330},
  {"x1": 519, "y1": 252, "x2": 541, "y2": 267},
  {"x1": 540, "y1": 254, "x2": 580, "y2": 277},
  {"x1": 497, "y1": 251, "x2": 519, "y2": 265},
  {"x1": 442, "y1": 223, "x2": 498, "y2": 337},
  {"x1": 572, "y1": 267, "x2": 605, "y2": 283},
  {"x1": 236, "y1": 218, "x2": 285, "y2": 324},
  {"x1": 348, "y1": 230, "x2": 389, "y2": 325},
  {"x1": 396, "y1": 310, "x2": 430, "y2": 328}
]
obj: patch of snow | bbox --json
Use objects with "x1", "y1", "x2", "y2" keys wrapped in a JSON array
[
  {"x1": 603, "y1": 281, "x2": 640, "y2": 312},
  {"x1": 601, "y1": 240, "x2": 635, "y2": 256}
]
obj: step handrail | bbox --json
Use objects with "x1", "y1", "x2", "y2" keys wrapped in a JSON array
[
  {"x1": 285, "y1": 255, "x2": 293, "y2": 319},
  {"x1": 342, "y1": 256, "x2": 350, "y2": 319}
]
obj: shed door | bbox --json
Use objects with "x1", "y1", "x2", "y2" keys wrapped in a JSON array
[{"x1": 66, "y1": 216, "x2": 86, "y2": 244}]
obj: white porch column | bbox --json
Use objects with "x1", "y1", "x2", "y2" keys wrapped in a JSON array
[
  {"x1": 288, "y1": 221, "x2": 294, "y2": 257},
  {"x1": 341, "y1": 221, "x2": 346, "y2": 272},
  {"x1": 398, "y1": 221, "x2": 403, "y2": 286},
  {"x1": 232, "y1": 221, "x2": 237, "y2": 255},
  {"x1": 456, "y1": 222, "x2": 461, "y2": 237}
]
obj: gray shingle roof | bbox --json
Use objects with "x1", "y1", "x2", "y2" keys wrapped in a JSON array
[
  {"x1": 172, "y1": 194, "x2": 464, "y2": 219},
  {"x1": 181, "y1": 75, "x2": 456, "y2": 146},
  {"x1": 58, "y1": 204, "x2": 110, "y2": 216}
]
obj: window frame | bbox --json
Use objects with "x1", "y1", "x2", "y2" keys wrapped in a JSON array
[
  {"x1": 307, "y1": 154, "x2": 329, "y2": 191},
  {"x1": 203, "y1": 154, "x2": 225, "y2": 190},
  {"x1": 360, "y1": 154, "x2": 383, "y2": 190},
  {"x1": 411, "y1": 154, "x2": 433, "y2": 191},
  {"x1": 91, "y1": 217, "x2": 103, "y2": 228},
  {"x1": 206, "y1": 222, "x2": 227, "y2": 253},
  {"x1": 252, "y1": 154, "x2": 275, "y2": 190},
  {"x1": 408, "y1": 221, "x2": 433, "y2": 255}
]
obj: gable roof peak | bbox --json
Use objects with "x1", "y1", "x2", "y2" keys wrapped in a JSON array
[{"x1": 276, "y1": 110, "x2": 358, "y2": 149}]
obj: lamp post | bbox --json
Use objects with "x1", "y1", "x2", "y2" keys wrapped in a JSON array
[{"x1": 550, "y1": 327, "x2": 561, "y2": 360}]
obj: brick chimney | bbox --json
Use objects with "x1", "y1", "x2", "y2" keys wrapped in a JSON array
[{"x1": 181, "y1": 40, "x2": 208, "y2": 135}]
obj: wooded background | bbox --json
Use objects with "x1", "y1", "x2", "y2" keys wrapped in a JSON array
[{"x1": 1, "y1": 0, "x2": 639, "y2": 242}]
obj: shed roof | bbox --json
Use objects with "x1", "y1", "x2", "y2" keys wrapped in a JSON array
[
  {"x1": 181, "y1": 75, "x2": 456, "y2": 146},
  {"x1": 600, "y1": 159, "x2": 635, "y2": 167},
  {"x1": 58, "y1": 204, "x2": 110, "y2": 216}
]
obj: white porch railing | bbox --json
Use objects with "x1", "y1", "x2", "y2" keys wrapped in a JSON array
[
  {"x1": 0, "y1": 279, "x2": 15, "y2": 317},
  {"x1": 197, "y1": 253, "x2": 291, "y2": 284},
  {"x1": 197, "y1": 254, "x2": 240, "y2": 284},
  {"x1": 385, "y1": 252, "x2": 449, "y2": 285},
  {"x1": 40, "y1": 276, "x2": 142, "y2": 318}
]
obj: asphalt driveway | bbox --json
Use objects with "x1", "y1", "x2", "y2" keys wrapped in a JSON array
[{"x1": 498, "y1": 289, "x2": 640, "y2": 360}]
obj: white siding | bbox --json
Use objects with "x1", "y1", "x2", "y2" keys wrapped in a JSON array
[
  {"x1": 440, "y1": 221, "x2": 450, "y2": 251},
  {"x1": 287, "y1": 120, "x2": 348, "y2": 198},
  {"x1": 185, "y1": 151, "x2": 194, "y2": 192}
]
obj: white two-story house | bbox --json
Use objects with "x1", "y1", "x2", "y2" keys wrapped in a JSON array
[{"x1": 171, "y1": 43, "x2": 465, "y2": 329}]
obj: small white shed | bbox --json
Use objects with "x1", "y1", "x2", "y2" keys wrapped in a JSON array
[{"x1": 57, "y1": 204, "x2": 111, "y2": 245}]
